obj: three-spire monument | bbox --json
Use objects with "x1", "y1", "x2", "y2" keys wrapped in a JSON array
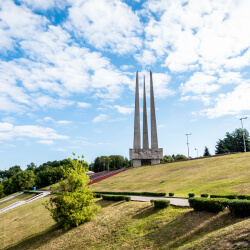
[{"x1": 129, "y1": 71, "x2": 163, "y2": 167}]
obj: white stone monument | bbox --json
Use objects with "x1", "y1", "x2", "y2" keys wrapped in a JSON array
[{"x1": 129, "y1": 71, "x2": 163, "y2": 167}]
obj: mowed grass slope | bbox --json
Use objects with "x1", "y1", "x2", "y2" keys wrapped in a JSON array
[
  {"x1": 0, "y1": 193, "x2": 36, "y2": 210},
  {"x1": 93, "y1": 153, "x2": 250, "y2": 196},
  {"x1": 1, "y1": 196, "x2": 249, "y2": 249}
]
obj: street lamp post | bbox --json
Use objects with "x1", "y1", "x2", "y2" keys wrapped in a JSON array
[
  {"x1": 240, "y1": 117, "x2": 247, "y2": 152},
  {"x1": 185, "y1": 133, "x2": 192, "y2": 160},
  {"x1": 195, "y1": 148, "x2": 198, "y2": 158}
]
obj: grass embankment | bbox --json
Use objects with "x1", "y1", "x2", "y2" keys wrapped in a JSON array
[
  {"x1": 0, "y1": 193, "x2": 36, "y2": 210},
  {"x1": 0, "y1": 196, "x2": 249, "y2": 249},
  {"x1": 93, "y1": 153, "x2": 250, "y2": 196}
]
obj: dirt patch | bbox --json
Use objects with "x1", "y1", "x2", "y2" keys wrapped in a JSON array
[
  {"x1": 13, "y1": 215, "x2": 29, "y2": 222},
  {"x1": 234, "y1": 241, "x2": 249, "y2": 247}
]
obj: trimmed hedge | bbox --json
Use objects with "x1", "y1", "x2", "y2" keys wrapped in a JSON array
[
  {"x1": 169, "y1": 193, "x2": 174, "y2": 197},
  {"x1": 227, "y1": 200, "x2": 250, "y2": 217},
  {"x1": 23, "y1": 190, "x2": 42, "y2": 194},
  {"x1": 189, "y1": 197, "x2": 229, "y2": 213},
  {"x1": 95, "y1": 191, "x2": 166, "y2": 196},
  {"x1": 210, "y1": 194, "x2": 237, "y2": 199},
  {"x1": 102, "y1": 195, "x2": 131, "y2": 202},
  {"x1": 94, "y1": 193, "x2": 102, "y2": 198},
  {"x1": 188, "y1": 193, "x2": 195, "y2": 198},
  {"x1": 238, "y1": 195, "x2": 250, "y2": 200},
  {"x1": 151, "y1": 199, "x2": 170, "y2": 209},
  {"x1": 201, "y1": 194, "x2": 209, "y2": 198},
  {"x1": 125, "y1": 196, "x2": 131, "y2": 202}
]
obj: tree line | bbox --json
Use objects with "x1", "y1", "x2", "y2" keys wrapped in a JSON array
[
  {"x1": 90, "y1": 155, "x2": 131, "y2": 173},
  {"x1": 0, "y1": 159, "x2": 81, "y2": 199}
]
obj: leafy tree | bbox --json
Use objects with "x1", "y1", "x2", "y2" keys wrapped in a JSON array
[
  {"x1": 12, "y1": 170, "x2": 35, "y2": 191},
  {"x1": 2, "y1": 178, "x2": 14, "y2": 195},
  {"x1": 175, "y1": 154, "x2": 188, "y2": 160},
  {"x1": 161, "y1": 155, "x2": 174, "y2": 163},
  {"x1": 45, "y1": 156, "x2": 100, "y2": 230},
  {"x1": 26, "y1": 162, "x2": 37, "y2": 171},
  {"x1": 215, "y1": 128, "x2": 250, "y2": 154},
  {"x1": 0, "y1": 182, "x2": 4, "y2": 198},
  {"x1": 203, "y1": 146, "x2": 211, "y2": 156},
  {"x1": 171, "y1": 154, "x2": 176, "y2": 161},
  {"x1": 93, "y1": 155, "x2": 131, "y2": 172}
]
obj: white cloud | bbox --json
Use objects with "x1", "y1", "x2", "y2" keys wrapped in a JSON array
[
  {"x1": 37, "y1": 140, "x2": 54, "y2": 145},
  {"x1": 180, "y1": 95, "x2": 212, "y2": 106},
  {"x1": 200, "y1": 81, "x2": 250, "y2": 118},
  {"x1": 19, "y1": 0, "x2": 66, "y2": 10},
  {"x1": 66, "y1": 0, "x2": 142, "y2": 54},
  {"x1": 56, "y1": 120, "x2": 72, "y2": 125},
  {"x1": 142, "y1": 0, "x2": 250, "y2": 73},
  {"x1": 77, "y1": 102, "x2": 91, "y2": 108},
  {"x1": 180, "y1": 72, "x2": 219, "y2": 94},
  {"x1": 134, "y1": 50, "x2": 157, "y2": 66},
  {"x1": 92, "y1": 114, "x2": 108, "y2": 123},
  {"x1": 33, "y1": 95, "x2": 74, "y2": 109},
  {"x1": 120, "y1": 65, "x2": 134, "y2": 71},
  {"x1": 0, "y1": 123, "x2": 69, "y2": 140},
  {"x1": 53, "y1": 148, "x2": 67, "y2": 152},
  {"x1": 114, "y1": 105, "x2": 134, "y2": 115},
  {"x1": 2, "y1": 117, "x2": 16, "y2": 124}
]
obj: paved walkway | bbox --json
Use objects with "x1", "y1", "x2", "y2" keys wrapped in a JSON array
[
  {"x1": 0, "y1": 192, "x2": 24, "y2": 203},
  {"x1": 0, "y1": 191, "x2": 50, "y2": 214},
  {"x1": 130, "y1": 196, "x2": 190, "y2": 207}
]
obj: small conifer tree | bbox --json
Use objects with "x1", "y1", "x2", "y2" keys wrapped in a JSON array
[
  {"x1": 203, "y1": 146, "x2": 211, "y2": 156},
  {"x1": 45, "y1": 154, "x2": 100, "y2": 230}
]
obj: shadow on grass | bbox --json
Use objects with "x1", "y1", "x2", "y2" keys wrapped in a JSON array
[
  {"x1": 6, "y1": 224, "x2": 66, "y2": 250},
  {"x1": 140, "y1": 210, "x2": 245, "y2": 249},
  {"x1": 132, "y1": 205, "x2": 156, "y2": 219}
]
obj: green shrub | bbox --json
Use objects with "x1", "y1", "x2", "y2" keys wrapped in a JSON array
[
  {"x1": 125, "y1": 196, "x2": 131, "y2": 202},
  {"x1": 94, "y1": 193, "x2": 102, "y2": 198},
  {"x1": 102, "y1": 195, "x2": 126, "y2": 201},
  {"x1": 201, "y1": 194, "x2": 209, "y2": 198},
  {"x1": 95, "y1": 191, "x2": 166, "y2": 197},
  {"x1": 189, "y1": 198, "x2": 229, "y2": 213},
  {"x1": 45, "y1": 155, "x2": 100, "y2": 230},
  {"x1": 210, "y1": 194, "x2": 237, "y2": 199},
  {"x1": 237, "y1": 195, "x2": 249, "y2": 200},
  {"x1": 151, "y1": 199, "x2": 170, "y2": 209},
  {"x1": 169, "y1": 193, "x2": 174, "y2": 197},
  {"x1": 227, "y1": 200, "x2": 250, "y2": 217},
  {"x1": 23, "y1": 190, "x2": 42, "y2": 194},
  {"x1": 188, "y1": 193, "x2": 195, "y2": 198}
]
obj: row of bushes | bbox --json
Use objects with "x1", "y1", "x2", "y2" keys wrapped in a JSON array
[
  {"x1": 96, "y1": 191, "x2": 249, "y2": 200},
  {"x1": 187, "y1": 193, "x2": 249, "y2": 199},
  {"x1": 189, "y1": 197, "x2": 250, "y2": 217},
  {"x1": 95, "y1": 191, "x2": 166, "y2": 196},
  {"x1": 150, "y1": 199, "x2": 170, "y2": 209},
  {"x1": 102, "y1": 195, "x2": 131, "y2": 202},
  {"x1": 23, "y1": 190, "x2": 42, "y2": 194}
]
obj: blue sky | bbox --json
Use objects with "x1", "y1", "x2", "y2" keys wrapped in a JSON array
[{"x1": 0, "y1": 0, "x2": 250, "y2": 170}]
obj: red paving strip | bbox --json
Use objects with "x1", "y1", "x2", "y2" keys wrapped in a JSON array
[
  {"x1": 0, "y1": 201, "x2": 21, "y2": 213},
  {"x1": 88, "y1": 168, "x2": 132, "y2": 185}
]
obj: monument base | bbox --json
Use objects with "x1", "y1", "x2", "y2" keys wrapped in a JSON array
[{"x1": 130, "y1": 148, "x2": 163, "y2": 167}]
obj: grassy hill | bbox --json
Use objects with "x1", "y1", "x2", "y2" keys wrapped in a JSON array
[
  {"x1": 1, "y1": 196, "x2": 249, "y2": 249},
  {"x1": 92, "y1": 153, "x2": 250, "y2": 196},
  {"x1": 0, "y1": 153, "x2": 249, "y2": 249}
]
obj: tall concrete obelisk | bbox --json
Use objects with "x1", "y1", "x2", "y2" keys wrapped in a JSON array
[
  {"x1": 150, "y1": 71, "x2": 158, "y2": 149},
  {"x1": 130, "y1": 71, "x2": 163, "y2": 167},
  {"x1": 133, "y1": 71, "x2": 141, "y2": 149},
  {"x1": 143, "y1": 76, "x2": 149, "y2": 150}
]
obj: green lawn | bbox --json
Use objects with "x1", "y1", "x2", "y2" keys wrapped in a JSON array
[
  {"x1": 0, "y1": 196, "x2": 249, "y2": 249},
  {"x1": 92, "y1": 153, "x2": 250, "y2": 197},
  {"x1": 0, "y1": 193, "x2": 36, "y2": 210}
]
